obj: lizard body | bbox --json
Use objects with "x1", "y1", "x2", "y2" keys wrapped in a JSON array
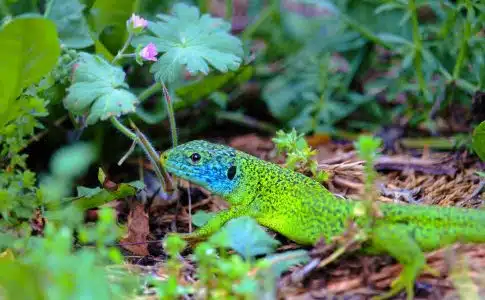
[{"x1": 160, "y1": 140, "x2": 485, "y2": 299}]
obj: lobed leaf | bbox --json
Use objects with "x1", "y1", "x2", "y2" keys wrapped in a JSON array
[
  {"x1": 210, "y1": 216, "x2": 280, "y2": 259},
  {"x1": 192, "y1": 210, "x2": 217, "y2": 227},
  {"x1": 132, "y1": 3, "x2": 243, "y2": 83},
  {"x1": 64, "y1": 53, "x2": 138, "y2": 124}
]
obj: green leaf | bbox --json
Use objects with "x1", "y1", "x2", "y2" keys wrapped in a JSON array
[
  {"x1": 262, "y1": 249, "x2": 310, "y2": 276},
  {"x1": 45, "y1": 0, "x2": 94, "y2": 48},
  {"x1": 476, "y1": 171, "x2": 485, "y2": 178},
  {"x1": 50, "y1": 142, "x2": 97, "y2": 179},
  {"x1": 211, "y1": 216, "x2": 280, "y2": 259},
  {"x1": 64, "y1": 52, "x2": 138, "y2": 125},
  {"x1": 376, "y1": 33, "x2": 412, "y2": 45},
  {"x1": 192, "y1": 210, "x2": 217, "y2": 227},
  {"x1": 132, "y1": 3, "x2": 243, "y2": 83},
  {"x1": 233, "y1": 277, "x2": 259, "y2": 296},
  {"x1": 472, "y1": 121, "x2": 485, "y2": 162},
  {"x1": 126, "y1": 180, "x2": 145, "y2": 190},
  {"x1": 0, "y1": 17, "x2": 60, "y2": 123},
  {"x1": 77, "y1": 186, "x2": 103, "y2": 197},
  {"x1": 0, "y1": 260, "x2": 44, "y2": 300},
  {"x1": 69, "y1": 183, "x2": 137, "y2": 210}
]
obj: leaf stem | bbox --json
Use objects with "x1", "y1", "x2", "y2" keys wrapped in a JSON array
[
  {"x1": 110, "y1": 117, "x2": 137, "y2": 141},
  {"x1": 161, "y1": 82, "x2": 178, "y2": 147},
  {"x1": 129, "y1": 120, "x2": 174, "y2": 192},
  {"x1": 120, "y1": 53, "x2": 136, "y2": 59},
  {"x1": 112, "y1": 32, "x2": 134, "y2": 64},
  {"x1": 138, "y1": 82, "x2": 162, "y2": 102}
]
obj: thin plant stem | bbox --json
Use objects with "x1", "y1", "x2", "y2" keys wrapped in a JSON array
[
  {"x1": 112, "y1": 32, "x2": 134, "y2": 64},
  {"x1": 188, "y1": 183, "x2": 192, "y2": 233},
  {"x1": 317, "y1": 237, "x2": 359, "y2": 269},
  {"x1": 119, "y1": 53, "x2": 136, "y2": 59},
  {"x1": 455, "y1": 78, "x2": 478, "y2": 93},
  {"x1": 118, "y1": 140, "x2": 137, "y2": 166},
  {"x1": 110, "y1": 116, "x2": 137, "y2": 141},
  {"x1": 129, "y1": 120, "x2": 174, "y2": 192},
  {"x1": 161, "y1": 82, "x2": 178, "y2": 147}
]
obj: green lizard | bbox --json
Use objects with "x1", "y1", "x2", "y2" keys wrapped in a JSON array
[{"x1": 160, "y1": 140, "x2": 485, "y2": 299}]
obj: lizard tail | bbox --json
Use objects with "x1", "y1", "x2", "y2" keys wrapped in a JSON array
[{"x1": 380, "y1": 203, "x2": 485, "y2": 247}]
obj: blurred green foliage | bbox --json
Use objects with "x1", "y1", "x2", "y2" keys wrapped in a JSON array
[
  {"x1": 64, "y1": 52, "x2": 139, "y2": 125},
  {"x1": 155, "y1": 230, "x2": 309, "y2": 299},
  {"x1": 258, "y1": 0, "x2": 484, "y2": 133}
]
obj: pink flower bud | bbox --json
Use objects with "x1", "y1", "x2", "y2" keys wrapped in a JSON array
[
  {"x1": 129, "y1": 14, "x2": 148, "y2": 29},
  {"x1": 140, "y1": 43, "x2": 158, "y2": 61}
]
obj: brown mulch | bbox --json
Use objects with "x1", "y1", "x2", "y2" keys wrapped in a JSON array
[{"x1": 125, "y1": 133, "x2": 485, "y2": 299}]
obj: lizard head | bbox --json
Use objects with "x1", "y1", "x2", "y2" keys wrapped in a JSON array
[{"x1": 160, "y1": 140, "x2": 240, "y2": 197}]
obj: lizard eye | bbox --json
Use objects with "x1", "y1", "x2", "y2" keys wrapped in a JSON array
[
  {"x1": 227, "y1": 165, "x2": 236, "y2": 180},
  {"x1": 190, "y1": 153, "x2": 201, "y2": 163}
]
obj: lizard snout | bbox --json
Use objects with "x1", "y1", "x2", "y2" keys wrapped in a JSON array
[{"x1": 160, "y1": 153, "x2": 168, "y2": 165}]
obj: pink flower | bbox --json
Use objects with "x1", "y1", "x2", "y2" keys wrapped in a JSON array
[
  {"x1": 129, "y1": 14, "x2": 148, "y2": 29},
  {"x1": 140, "y1": 43, "x2": 158, "y2": 61}
]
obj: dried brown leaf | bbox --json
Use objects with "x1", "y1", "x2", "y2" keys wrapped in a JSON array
[{"x1": 120, "y1": 203, "x2": 150, "y2": 256}]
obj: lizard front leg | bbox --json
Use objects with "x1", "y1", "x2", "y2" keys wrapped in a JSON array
[{"x1": 369, "y1": 224, "x2": 439, "y2": 300}]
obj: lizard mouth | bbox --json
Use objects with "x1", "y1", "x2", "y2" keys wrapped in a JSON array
[{"x1": 162, "y1": 159, "x2": 206, "y2": 187}]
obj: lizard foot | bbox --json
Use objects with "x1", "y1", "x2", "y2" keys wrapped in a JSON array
[
  {"x1": 371, "y1": 262, "x2": 439, "y2": 300},
  {"x1": 371, "y1": 272, "x2": 414, "y2": 300},
  {"x1": 423, "y1": 264, "x2": 440, "y2": 277}
]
